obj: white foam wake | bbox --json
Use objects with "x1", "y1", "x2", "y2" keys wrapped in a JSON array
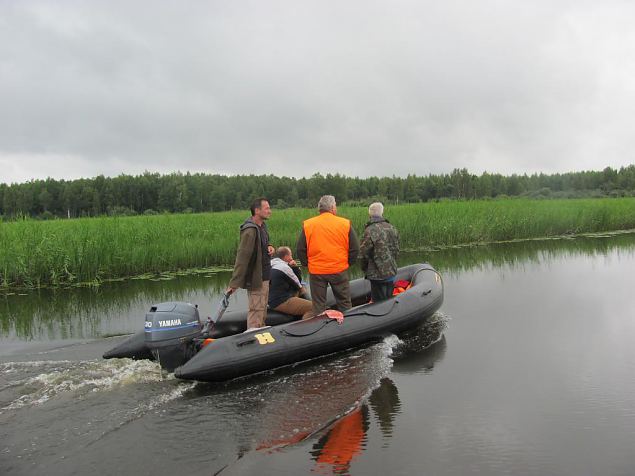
[{"x1": 1, "y1": 358, "x2": 166, "y2": 411}]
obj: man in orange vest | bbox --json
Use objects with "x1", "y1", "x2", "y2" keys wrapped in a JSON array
[{"x1": 296, "y1": 195, "x2": 360, "y2": 315}]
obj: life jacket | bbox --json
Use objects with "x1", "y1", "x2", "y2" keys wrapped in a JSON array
[
  {"x1": 303, "y1": 212, "x2": 351, "y2": 275},
  {"x1": 392, "y1": 279, "x2": 412, "y2": 296}
]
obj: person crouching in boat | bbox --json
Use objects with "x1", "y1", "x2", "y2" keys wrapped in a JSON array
[
  {"x1": 359, "y1": 202, "x2": 400, "y2": 302},
  {"x1": 268, "y1": 246, "x2": 313, "y2": 320},
  {"x1": 297, "y1": 195, "x2": 360, "y2": 315}
]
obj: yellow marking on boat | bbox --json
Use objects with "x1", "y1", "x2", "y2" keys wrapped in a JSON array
[{"x1": 255, "y1": 332, "x2": 276, "y2": 345}]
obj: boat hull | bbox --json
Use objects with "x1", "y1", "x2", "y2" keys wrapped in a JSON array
[{"x1": 174, "y1": 264, "x2": 443, "y2": 382}]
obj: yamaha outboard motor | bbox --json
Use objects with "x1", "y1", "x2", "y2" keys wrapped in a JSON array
[{"x1": 144, "y1": 302, "x2": 203, "y2": 371}]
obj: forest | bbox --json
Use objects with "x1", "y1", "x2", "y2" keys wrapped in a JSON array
[{"x1": 1, "y1": 165, "x2": 634, "y2": 219}]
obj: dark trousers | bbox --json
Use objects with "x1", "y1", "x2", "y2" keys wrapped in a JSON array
[
  {"x1": 309, "y1": 271, "x2": 351, "y2": 315},
  {"x1": 370, "y1": 280, "x2": 393, "y2": 302}
]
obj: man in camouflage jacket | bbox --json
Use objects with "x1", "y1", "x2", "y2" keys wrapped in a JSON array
[{"x1": 359, "y1": 202, "x2": 400, "y2": 302}]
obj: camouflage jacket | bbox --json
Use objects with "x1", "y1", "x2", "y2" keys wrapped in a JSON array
[{"x1": 359, "y1": 217, "x2": 399, "y2": 280}]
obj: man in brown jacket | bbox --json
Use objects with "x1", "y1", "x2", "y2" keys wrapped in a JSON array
[{"x1": 227, "y1": 198, "x2": 274, "y2": 330}]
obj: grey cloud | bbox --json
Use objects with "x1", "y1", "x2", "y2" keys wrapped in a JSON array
[{"x1": 1, "y1": 1, "x2": 634, "y2": 183}]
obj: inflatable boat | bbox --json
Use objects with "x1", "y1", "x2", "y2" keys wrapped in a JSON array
[{"x1": 103, "y1": 263, "x2": 443, "y2": 382}]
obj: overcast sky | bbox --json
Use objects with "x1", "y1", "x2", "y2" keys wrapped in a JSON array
[{"x1": 1, "y1": 1, "x2": 634, "y2": 184}]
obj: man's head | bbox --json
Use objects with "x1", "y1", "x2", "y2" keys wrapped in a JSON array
[
  {"x1": 275, "y1": 246, "x2": 293, "y2": 262},
  {"x1": 250, "y1": 197, "x2": 271, "y2": 221},
  {"x1": 317, "y1": 195, "x2": 337, "y2": 214},
  {"x1": 368, "y1": 202, "x2": 384, "y2": 217}
]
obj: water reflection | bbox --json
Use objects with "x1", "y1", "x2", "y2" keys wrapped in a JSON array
[
  {"x1": 0, "y1": 272, "x2": 232, "y2": 341},
  {"x1": 1, "y1": 232, "x2": 634, "y2": 341},
  {"x1": 0, "y1": 319, "x2": 444, "y2": 476},
  {"x1": 311, "y1": 405, "x2": 369, "y2": 475},
  {"x1": 392, "y1": 334, "x2": 447, "y2": 375},
  {"x1": 425, "y1": 231, "x2": 635, "y2": 276},
  {"x1": 309, "y1": 377, "x2": 402, "y2": 474},
  {"x1": 217, "y1": 320, "x2": 447, "y2": 475},
  {"x1": 304, "y1": 324, "x2": 446, "y2": 475},
  {"x1": 368, "y1": 378, "x2": 401, "y2": 441}
]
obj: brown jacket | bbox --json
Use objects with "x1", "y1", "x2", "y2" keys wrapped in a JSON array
[{"x1": 229, "y1": 219, "x2": 267, "y2": 290}]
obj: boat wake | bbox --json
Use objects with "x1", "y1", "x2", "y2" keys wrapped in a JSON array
[
  {"x1": 0, "y1": 357, "x2": 197, "y2": 474},
  {"x1": 0, "y1": 316, "x2": 448, "y2": 476},
  {"x1": 212, "y1": 314, "x2": 448, "y2": 474},
  {"x1": 0, "y1": 358, "x2": 166, "y2": 412},
  {"x1": 236, "y1": 314, "x2": 448, "y2": 452}
]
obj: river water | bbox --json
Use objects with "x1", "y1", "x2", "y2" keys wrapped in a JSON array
[{"x1": 1, "y1": 232, "x2": 635, "y2": 475}]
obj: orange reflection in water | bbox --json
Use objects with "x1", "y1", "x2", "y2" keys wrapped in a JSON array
[{"x1": 312, "y1": 407, "x2": 367, "y2": 475}]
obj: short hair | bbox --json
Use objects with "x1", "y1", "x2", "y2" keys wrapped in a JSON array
[
  {"x1": 317, "y1": 195, "x2": 336, "y2": 213},
  {"x1": 275, "y1": 246, "x2": 292, "y2": 259},
  {"x1": 369, "y1": 202, "x2": 384, "y2": 217},
  {"x1": 250, "y1": 197, "x2": 269, "y2": 216}
]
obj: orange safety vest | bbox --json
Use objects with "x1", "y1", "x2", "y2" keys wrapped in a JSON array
[{"x1": 303, "y1": 212, "x2": 351, "y2": 275}]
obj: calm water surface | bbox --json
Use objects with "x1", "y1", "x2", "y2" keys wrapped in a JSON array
[{"x1": 1, "y1": 232, "x2": 634, "y2": 475}]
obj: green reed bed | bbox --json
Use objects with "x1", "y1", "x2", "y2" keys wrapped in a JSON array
[
  {"x1": 399, "y1": 198, "x2": 635, "y2": 246},
  {"x1": 0, "y1": 212, "x2": 242, "y2": 288},
  {"x1": 1, "y1": 198, "x2": 634, "y2": 289}
]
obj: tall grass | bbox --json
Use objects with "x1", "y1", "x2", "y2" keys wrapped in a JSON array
[
  {"x1": 386, "y1": 199, "x2": 635, "y2": 249},
  {"x1": 1, "y1": 198, "x2": 634, "y2": 288}
]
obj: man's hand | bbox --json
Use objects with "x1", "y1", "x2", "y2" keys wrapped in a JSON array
[
  {"x1": 267, "y1": 245, "x2": 275, "y2": 257},
  {"x1": 298, "y1": 286, "x2": 309, "y2": 300}
]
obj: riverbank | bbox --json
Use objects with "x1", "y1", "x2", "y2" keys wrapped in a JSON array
[{"x1": 2, "y1": 198, "x2": 634, "y2": 289}]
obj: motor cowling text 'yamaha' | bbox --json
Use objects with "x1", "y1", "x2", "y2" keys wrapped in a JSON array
[{"x1": 144, "y1": 302, "x2": 203, "y2": 371}]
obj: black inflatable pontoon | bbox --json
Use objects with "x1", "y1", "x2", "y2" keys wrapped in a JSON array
[{"x1": 103, "y1": 263, "x2": 443, "y2": 382}]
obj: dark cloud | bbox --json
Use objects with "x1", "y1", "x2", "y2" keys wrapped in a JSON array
[{"x1": 1, "y1": 1, "x2": 634, "y2": 183}]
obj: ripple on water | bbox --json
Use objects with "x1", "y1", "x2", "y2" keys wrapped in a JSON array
[
  {"x1": 0, "y1": 358, "x2": 167, "y2": 412},
  {"x1": 0, "y1": 318, "x2": 447, "y2": 476},
  {"x1": 187, "y1": 324, "x2": 444, "y2": 454}
]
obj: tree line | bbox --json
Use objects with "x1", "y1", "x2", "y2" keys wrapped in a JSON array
[{"x1": 1, "y1": 166, "x2": 634, "y2": 220}]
